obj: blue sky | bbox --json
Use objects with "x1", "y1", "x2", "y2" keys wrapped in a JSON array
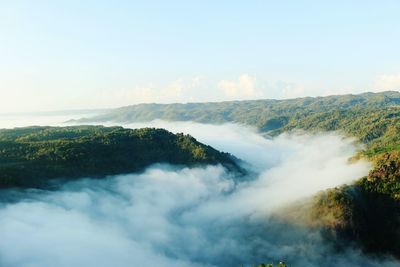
[{"x1": 0, "y1": 1, "x2": 400, "y2": 112}]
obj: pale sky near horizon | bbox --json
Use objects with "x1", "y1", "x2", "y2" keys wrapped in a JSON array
[{"x1": 1, "y1": 1, "x2": 400, "y2": 112}]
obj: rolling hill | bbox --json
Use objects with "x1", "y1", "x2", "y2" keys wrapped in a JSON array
[
  {"x1": 78, "y1": 91, "x2": 400, "y2": 258},
  {"x1": 0, "y1": 125, "x2": 242, "y2": 189}
]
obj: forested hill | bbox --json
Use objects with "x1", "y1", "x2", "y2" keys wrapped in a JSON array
[
  {"x1": 79, "y1": 91, "x2": 400, "y2": 157},
  {"x1": 310, "y1": 151, "x2": 400, "y2": 258},
  {"x1": 78, "y1": 91, "x2": 400, "y2": 258},
  {"x1": 0, "y1": 126, "x2": 241, "y2": 189}
]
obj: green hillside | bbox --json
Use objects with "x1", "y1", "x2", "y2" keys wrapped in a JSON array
[
  {"x1": 310, "y1": 151, "x2": 400, "y2": 257},
  {"x1": 80, "y1": 91, "x2": 400, "y2": 158},
  {"x1": 80, "y1": 91, "x2": 400, "y2": 258},
  {"x1": 0, "y1": 126, "x2": 241, "y2": 189}
]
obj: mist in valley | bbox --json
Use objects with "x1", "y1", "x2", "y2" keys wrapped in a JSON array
[{"x1": 0, "y1": 116, "x2": 398, "y2": 266}]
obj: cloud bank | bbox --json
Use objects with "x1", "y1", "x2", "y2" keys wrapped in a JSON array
[
  {"x1": 2, "y1": 72, "x2": 398, "y2": 113},
  {"x1": 373, "y1": 73, "x2": 400, "y2": 91},
  {"x1": 0, "y1": 120, "x2": 398, "y2": 267}
]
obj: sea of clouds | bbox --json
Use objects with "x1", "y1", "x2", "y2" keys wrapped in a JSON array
[{"x1": 0, "y1": 117, "x2": 398, "y2": 266}]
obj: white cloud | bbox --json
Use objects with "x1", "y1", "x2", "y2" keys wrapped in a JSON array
[
  {"x1": 89, "y1": 76, "x2": 210, "y2": 108},
  {"x1": 281, "y1": 83, "x2": 306, "y2": 98},
  {"x1": 218, "y1": 74, "x2": 261, "y2": 100},
  {"x1": 3, "y1": 72, "x2": 398, "y2": 113},
  {"x1": 74, "y1": 74, "x2": 400, "y2": 109},
  {"x1": 0, "y1": 119, "x2": 398, "y2": 267},
  {"x1": 372, "y1": 73, "x2": 400, "y2": 91},
  {"x1": 1, "y1": 119, "x2": 396, "y2": 267},
  {"x1": 96, "y1": 86, "x2": 156, "y2": 107}
]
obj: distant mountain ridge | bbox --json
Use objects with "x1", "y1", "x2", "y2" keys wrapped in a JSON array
[
  {"x1": 78, "y1": 91, "x2": 400, "y2": 157},
  {"x1": 76, "y1": 91, "x2": 400, "y2": 258},
  {"x1": 79, "y1": 91, "x2": 400, "y2": 127}
]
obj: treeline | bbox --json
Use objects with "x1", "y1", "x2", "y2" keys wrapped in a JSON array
[
  {"x1": 80, "y1": 91, "x2": 400, "y2": 158},
  {"x1": 0, "y1": 126, "x2": 241, "y2": 189},
  {"x1": 311, "y1": 151, "x2": 400, "y2": 257},
  {"x1": 79, "y1": 91, "x2": 400, "y2": 258},
  {"x1": 253, "y1": 262, "x2": 287, "y2": 267}
]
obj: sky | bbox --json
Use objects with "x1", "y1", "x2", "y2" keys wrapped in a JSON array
[{"x1": 0, "y1": 0, "x2": 400, "y2": 112}]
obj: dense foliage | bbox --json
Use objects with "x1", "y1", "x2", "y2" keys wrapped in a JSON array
[
  {"x1": 255, "y1": 262, "x2": 287, "y2": 267},
  {"x1": 80, "y1": 91, "x2": 400, "y2": 157},
  {"x1": 238, "y1": 262, "x2": 287, "y2": 267},
  {"x1": 241, "y1": 262, "x2": 287, "y2": 267},
  {"x1": 0, "y1": 126, "x2": 241, "y2": 189},
  {"x1": 79, "y1": 91, "x2": 400, "y2": 258},
  {"x1": 311, "y1": 152, "x2": 400, "y2": 257}
]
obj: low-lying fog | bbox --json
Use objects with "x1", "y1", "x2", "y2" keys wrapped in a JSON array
[{"x1": 0, "y1": 116, "x2": 398, "y2": 266}]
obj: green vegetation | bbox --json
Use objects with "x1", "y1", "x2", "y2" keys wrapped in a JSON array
[
  {"x1": 0, "y1": 125, "x2": 241, "y2": 189},
  {"x1": 240, "y1": 262, "x2": 287, "y2": 267},
  {"x1": 254, "y1": 262, "x2": 287, "y2": 267},
  {"x1": 311, "y1": 151, "x2": 400, "y2": 257},
  {"x1": 81, "y1": 91, "x2": 400, "y2": 158},
  {"x1": 80, "y1": 91, "x2": 400, "y2": 258},
  {"x1": 2, "y1": 91, "x2": 398, "y2": 258},
  {"x1": 278, "y1": 107, "x2": 400, "y2": 158}
]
